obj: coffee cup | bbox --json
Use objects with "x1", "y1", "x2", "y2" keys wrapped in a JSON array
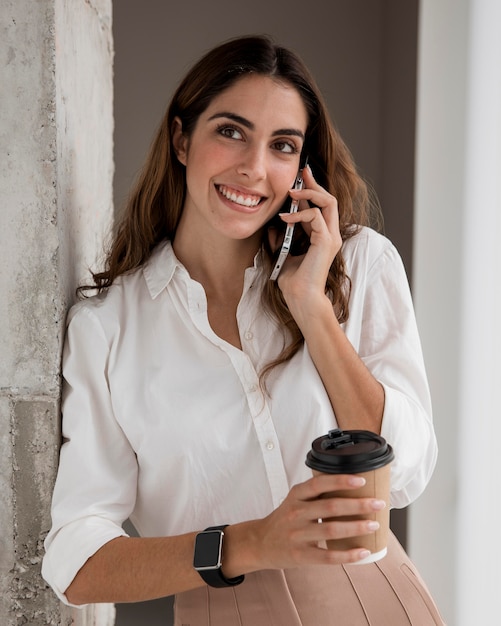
[{"x1": 305, "y1": 428, "x2": 394, "y2": 563}]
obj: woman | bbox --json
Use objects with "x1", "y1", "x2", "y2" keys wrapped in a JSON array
[{"x1": 43, "y1": 35, "x2": 443, "y2": 624}]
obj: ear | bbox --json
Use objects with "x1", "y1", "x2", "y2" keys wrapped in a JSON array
[{"x1": 171, "y1": 116, "x2": 188, "y2": 165}]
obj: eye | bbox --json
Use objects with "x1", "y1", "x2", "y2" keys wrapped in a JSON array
[
  {"x1": 272, "y1": 140, "x2": 299, "y2": 155},
  {"x1": 216, "y1": 124, "x2": 244, "y2": 141}
]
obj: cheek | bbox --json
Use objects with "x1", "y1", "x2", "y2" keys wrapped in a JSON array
[
  {"x1": 186, "y1": 143, "x2": 234, "y2": 178},
  {"x1": 273, "y1": 163, "x2": 300, "y2": 197},
  {"x1": 279, "y1": 154, "x2": 302, "y2": 180}
]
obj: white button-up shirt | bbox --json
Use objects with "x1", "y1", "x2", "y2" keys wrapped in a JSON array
[{"x1": 42, "y1": 226, "x2": 437, "y2": 604}]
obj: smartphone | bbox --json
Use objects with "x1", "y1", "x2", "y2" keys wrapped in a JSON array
[{"x1": 269, "y1": 157, "x2": 308, "y2": 280}]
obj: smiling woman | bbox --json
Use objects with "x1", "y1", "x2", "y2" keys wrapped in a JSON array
[
  {"x1": 171, "y1": 74, "x2": 308, "y2": 252},
  {"x1": 42, "y1": 35, "x2": 444, "y2": 625}
]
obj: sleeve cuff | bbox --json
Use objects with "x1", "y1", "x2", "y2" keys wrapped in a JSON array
[
  {"x1": 380, "y1": 383, "x2": 438, "y2": 509},
  {"x1": 42, "y1": 516, "x2": 129, "y2": 606}
]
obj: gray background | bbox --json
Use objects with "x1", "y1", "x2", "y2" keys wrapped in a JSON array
[{"x1": 112, "y1": 1, "x2": 418, "y2": 623}]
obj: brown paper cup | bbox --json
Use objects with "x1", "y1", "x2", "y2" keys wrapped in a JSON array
[
  {"x1": 313, "y1": 463, "x2": 391, "y2": 562},
  {"x1": 306, "y1": 429, "x2": 394, "y2": 564}
]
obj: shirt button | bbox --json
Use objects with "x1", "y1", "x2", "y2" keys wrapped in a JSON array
[
  {"x1": 244, "y1": 330, "x2": 253, "y2": 341},
  {"x1": 248, "y1": 384, "x2": 258, "y2": 393},
  {"x1": 266, "y1": 440, "x2": 275, "y2": 450}
]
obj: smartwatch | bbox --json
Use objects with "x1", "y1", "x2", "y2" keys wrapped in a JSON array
[{"x1": 193, "y1": 525, "x2": 245, "y2": 588}]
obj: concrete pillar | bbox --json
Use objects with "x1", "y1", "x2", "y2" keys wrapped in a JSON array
[
  {"x1": 0, "y1": 1, "x2": 114, "y2": 624},
  {"x1": 411, "y1": 0, "x2": 501, "y2": 624}
]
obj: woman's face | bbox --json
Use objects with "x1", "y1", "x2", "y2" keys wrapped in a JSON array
[{"x1": 173, "y1": 74, "x2": 308, "y2": 245}]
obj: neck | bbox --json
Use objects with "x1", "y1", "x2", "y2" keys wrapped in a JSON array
[{"x1": 172, "y1": 227, "x2": 261, "y2": 300}]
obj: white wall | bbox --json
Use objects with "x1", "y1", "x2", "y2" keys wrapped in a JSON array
[{"x1": 411, "y1": 1, "x2": 501, "y2": 624}]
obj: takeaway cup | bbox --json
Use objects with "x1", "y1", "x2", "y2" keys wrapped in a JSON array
[{"x1": 305, "y1": 428, "x2": 394, "y2": 563}]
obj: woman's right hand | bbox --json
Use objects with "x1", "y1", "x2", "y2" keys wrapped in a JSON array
[{"x1": 223, "y1": 473, "x2": 386, "y2": 577}]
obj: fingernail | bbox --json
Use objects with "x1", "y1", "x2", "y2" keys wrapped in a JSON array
[
  {"x1": 349, "y1": 476, "x2": 366, "y2": 487},
  {"x1": 371, "y1": 500, "x2": 386, "y2": 510},
  {"x1": 367, "y1": 521, "x2": 380, "y2": 531},
  {"x1": 358, "y1": 549, "x2": 371, "y2": 560}
]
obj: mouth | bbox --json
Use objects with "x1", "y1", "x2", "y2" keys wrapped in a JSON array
[{"x1": 217, "y1": 184, "x2": 265, "y2": 208}]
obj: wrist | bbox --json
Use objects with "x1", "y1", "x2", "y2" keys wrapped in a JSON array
[
  {"x1": 286, "y1": 292, "x2": 335, "y2": 330},
  {"x1": 193, "y1": 525, "x2": 244, "y2": 587},
  {"x1": 220, "y1": 521, "x2": 262, "y2": 579}
]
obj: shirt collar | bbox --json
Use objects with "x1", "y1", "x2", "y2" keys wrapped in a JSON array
[
  {"x1": 142, "y1": 240, "x2": 181, "y2": 299},
  {"x1": 142, "y1": 240, "x2": 265, "y2": 300}
]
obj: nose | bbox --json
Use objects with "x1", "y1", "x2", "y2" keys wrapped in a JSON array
[{"x1": 236, "y1": 144, "x2": 267, "y2": 181}]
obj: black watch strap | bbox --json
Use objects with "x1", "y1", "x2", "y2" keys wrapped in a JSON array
[{"x1": 194, "y1": 525, "x2": 245, "y2": 588}]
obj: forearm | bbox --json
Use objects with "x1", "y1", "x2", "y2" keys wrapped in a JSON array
[
  {"x1": 289, "y1": 293, "x2": 385, "y2": 433},
  {"x1": 64, "y1": 472, "x2": 383, "y2": 605},
  {"x1": 64, "y1": 523, "x2": 263, "y2": 605},
  {"x1": 65, "y1": 533, "x2": 201, "y2": 605}
]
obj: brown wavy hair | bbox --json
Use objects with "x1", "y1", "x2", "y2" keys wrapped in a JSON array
[{"x1": 83, "y1": 35, "x2": 381, "y2": 374}]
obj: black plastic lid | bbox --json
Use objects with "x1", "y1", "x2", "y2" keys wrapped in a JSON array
[{"x1": 305, "y1": 429, "x2": 394, "y2": 474}]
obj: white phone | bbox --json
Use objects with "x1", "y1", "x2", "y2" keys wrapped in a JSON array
[{"x1": 269, "y1": 158, "x2": 308, "y2": 280}]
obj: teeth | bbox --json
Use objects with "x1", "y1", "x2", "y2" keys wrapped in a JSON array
[{"x1": 218, "y1": 185, "x2": 261, "y2": 207}]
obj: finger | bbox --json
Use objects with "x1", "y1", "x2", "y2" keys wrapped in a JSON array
[
  {"x1": 280, "y1": 206, "x2": 324, "y2": 225},
  {"x1": 288, "y1": 189, "x2": 338, "y2": 228},
  {"x1": 307, "y1": 496, "x2": 387, "y2": 522},
  {"x1": 279, "y1": 207, "x2": 328, "y2": 241},
  {"x1": 278, "y1": 206, "x2": 324, "y2": 241},
  {"x1": 301, "y1": 543, "x2": 372, "y2": 566},
  {"x1": 301, "y1": 162, "x2": 324, "y2": 190},
  {"x1": 283, "y1": 193, "x2": 341, "y2": 252},
  {"x1": 290, "y1": 164, "x2": 333, "y2": 199},
  {"x1": 292, "y1": 474, "x2": 367, "y2": 501},
  {"x1": 302, "y1": 518, "x2": 380, "y2": 545},
  {"x1": 292, "y1": 165, "x2": 339, "y2": 219},
  {"x1": 289, "y1": 187, "x2": 334, "y2": 211}
]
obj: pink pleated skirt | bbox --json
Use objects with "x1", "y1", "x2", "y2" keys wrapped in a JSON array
[{"x1": 174, "y1": 531, "x2": 445, "y2": 625}]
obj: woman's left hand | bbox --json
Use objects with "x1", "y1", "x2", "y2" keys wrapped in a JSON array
[{"x1": 272, "y1": 165, "x2": 342, "y2": 302}]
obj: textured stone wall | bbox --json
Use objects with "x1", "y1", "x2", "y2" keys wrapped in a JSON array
[{"x1": 0, "y1": 0, "x2": 114, "y2": 623}]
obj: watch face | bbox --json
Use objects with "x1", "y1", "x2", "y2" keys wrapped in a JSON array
[{"x1": 193, "y1": 530, "x2": 223, "y2": 569}]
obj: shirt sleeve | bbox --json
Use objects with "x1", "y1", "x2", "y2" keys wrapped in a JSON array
[
  {"x1": 353, "y1": 238, "x2": 438, "y2": 509},
  {"x1": 42, "y1": 304, "x2": 137, "y2": 606}
]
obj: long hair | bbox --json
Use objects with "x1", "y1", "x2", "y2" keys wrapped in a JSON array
[{"x1": 84, "y1": 35, "x2": 381, "y2": 373}]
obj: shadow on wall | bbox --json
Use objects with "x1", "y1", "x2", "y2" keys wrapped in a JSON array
[{"x1": 115, "y1": 597, "x2": 174, "y2": 625}]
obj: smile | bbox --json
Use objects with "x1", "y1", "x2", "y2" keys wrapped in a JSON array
[{"x1": 217, "y1": 185, "x2": 264, "y2": 208}]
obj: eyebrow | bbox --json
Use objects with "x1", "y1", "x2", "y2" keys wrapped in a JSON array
[{"x1": 207, "y1": 111, "x2": 305, "y2": 140}]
